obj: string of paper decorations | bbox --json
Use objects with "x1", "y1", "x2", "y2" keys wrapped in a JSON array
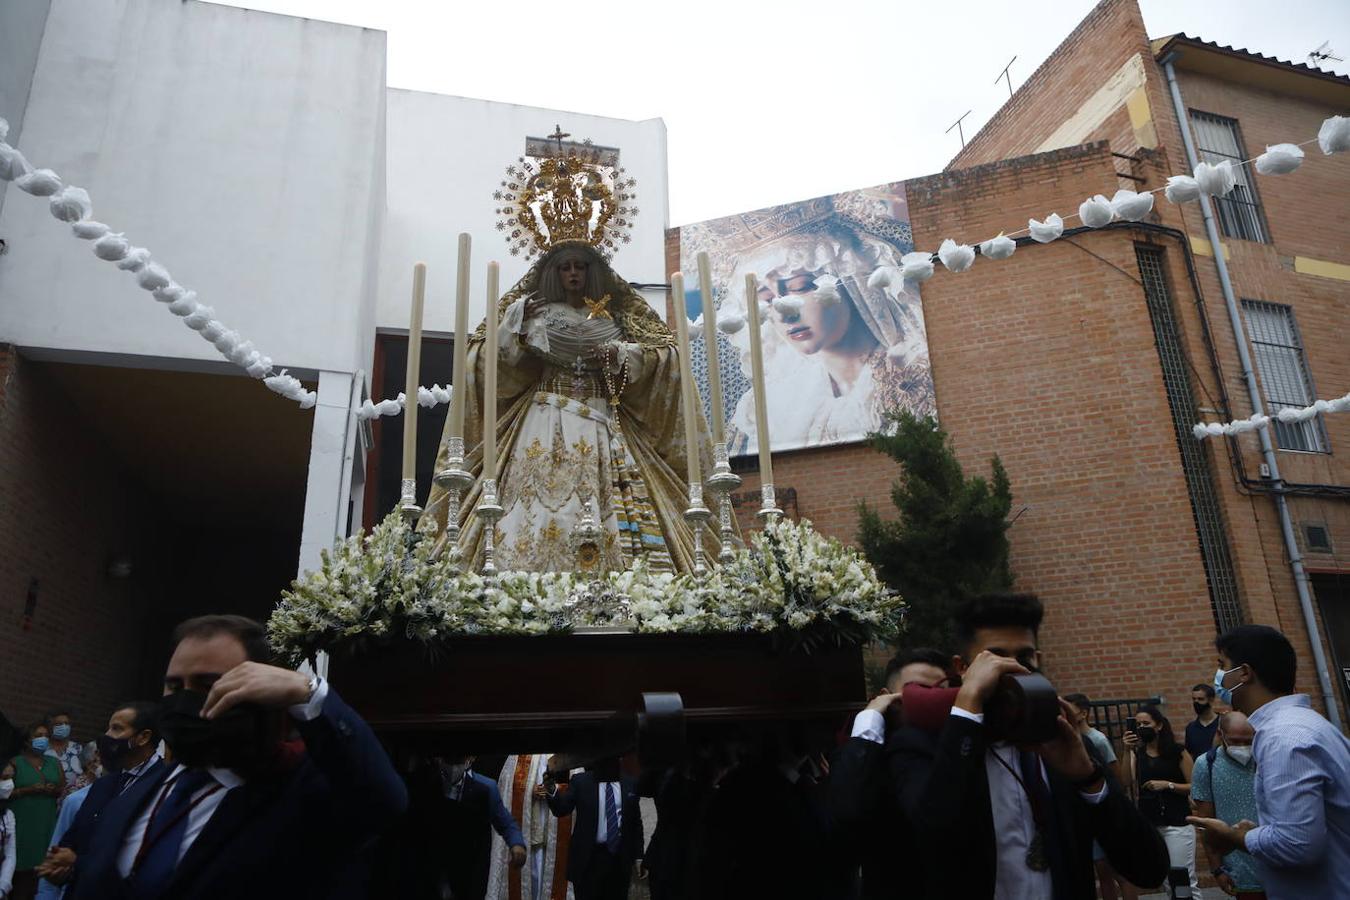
[{"x1": 2, "y1": 113, "x2": 1347, "y2": 433}]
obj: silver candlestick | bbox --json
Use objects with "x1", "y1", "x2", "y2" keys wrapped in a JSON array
[
  {"x1": 683, "y1": 480, "x2": 712, "y2": 577},
  {"x1": 704, "y1": 443, "x2": 741, "y2": 564},
  {"x1": 756, "y1": 482, "x2": 784, "y2": 523},
  {"x1": 398, "y1": 477, "x2": 422, "y2": 522},
  {"x1": 475, "y1": 477, "x2": 505, "y2": 577},
  {"x1": 433, "y1": 435, "x2": 473, "y2": 569}
]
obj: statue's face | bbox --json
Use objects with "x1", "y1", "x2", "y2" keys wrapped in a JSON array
[{"x1": 558, "y1": 258, "x2": 588, "y2": 293}]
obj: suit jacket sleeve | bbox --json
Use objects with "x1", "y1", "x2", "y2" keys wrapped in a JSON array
[
  {"x1": 548, "y1": 775, "x2": 581, "y2": 817},
  {"x1": 887, "y1": 715, "x2": 988, "y2": 843},
  {"x1": 293, "y1": 686, "x2": 409, "y2": 833},
  {"x1": 486, "y1": 779, "x2": 526, "y2": 849},
  {"x1": 1075, "y1": 770, "x2": 1169, "y2": 888},
  {"x1": 827, "y1": 736, "x2": 883, "y2": 835}
]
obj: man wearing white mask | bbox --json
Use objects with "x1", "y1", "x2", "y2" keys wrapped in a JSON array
[{"x1": 1190, "y1": 712, "x2": 1263, "y2": 897}]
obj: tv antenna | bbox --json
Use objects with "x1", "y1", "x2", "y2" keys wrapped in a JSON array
[
  {"x1": 1308, "y1": 41, "x2": 1343, "y2": 68},
  {"x1": 946, "y1": 110, "x2": 973, "y2": 148},
  {"x1": 995, "y1": 56, "x2": 1018, "y2": 99}
]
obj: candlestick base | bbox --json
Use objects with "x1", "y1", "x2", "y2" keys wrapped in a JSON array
[
  {"x1": 756, "y1": 482, "x2": 784, "y2": 523},
  {"x1": 475, "y1": 478, "x2": 505, "y2": 577},
  {"x1": 705, "y1": 443, "x2": 741, "y2": 564},
  {"x1": 684, "y1": 482, "x2": 713, "y2": 577},
  {"x1": 433, "y1": 436, "x2": 474, "y2": 568},
  {"x1": 398, "y1": 478, "x2": 423, "y2": 523}
]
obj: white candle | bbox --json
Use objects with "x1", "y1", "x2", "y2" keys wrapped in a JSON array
[
  {"x1": 483, "y1": 261, "x2": 500, "y2": 481},
  {"x1": 743, "y1": 273, "x2": 774, "y2": 486},
  {"x1": 402, "y1": 262, "x2": 427, "y2": 483},
  {"x1": 697, "y1": 252, "x2": 725, "y2": 446},
  {"x1": 449, "y1": 233, "x2": 471, "y2": 441},
  {"x1": 670, "y1": 272, "x2": 702, "y2": 489}
]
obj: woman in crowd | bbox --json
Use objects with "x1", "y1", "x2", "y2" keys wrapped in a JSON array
[
  {"x1": 40, "y1": 715, "x2": 79, "y2": 801},
  {"x1": 7, "y1": 724, "x2": 63, "y2": 900},
  {"x1": 1122, "y1": 705, "x2": 1201, "y2": 898},
  {"x1": 2, "y1": 759, "x2": 17, "y2": 900}
]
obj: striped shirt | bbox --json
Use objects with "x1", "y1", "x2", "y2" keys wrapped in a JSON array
[{"x1": 1246, "y1": 694, "x2": 1350, "y2": 900}]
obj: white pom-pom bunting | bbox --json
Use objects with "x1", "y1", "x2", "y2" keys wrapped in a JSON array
[
  {"x1": 200, "y1": 320, "x2": 226, "y2": 342},
  {"x1": 0, "y1": 144, "x2": 33, "y2": 182},
  {"x1": 979, "y1": 234, "x2": 1017, "y2": 260},
  {"x1": 1164, "y1": 175, "x2": 1200, "y2": 203},
  {"x1": 1318, "y1": 115, "x2": 1350, "y2": 154},
  {"x1": 15, "y1": 168, "x2": 62, "y2": 196},
  {"x1": 72, "y1": 221, "x2": 109, "y2": 240},
  {"x1": 116, "y1": 248, "x2": 150, "y2": 271},
  {"x1": 938, "y1": 239, "x2": 976, "y2": 273},
  {"x1": 1078, "y1": 195, "x2": 1114, "y2": 228},
  {"x1": 772, "y1": 295, "x2": 804, "y2": 318},
  {"x1": 136, "y1": 263, "x2": 172, "y2": 291},
  {"x1": 49, "y1": 186, "x2": 91, "y2": 222},
  {"x1": 184, "y1": 305, "x2": 215, "y2": 331},
  {"x1": 1194, "y1": 160, "x2": 1236, "y2": 196},
  {"x1": 1255, "y1": 143, "x2": 1304, "y2": 175},
  {"x1": 93, "y1": 233, "x2": 131, "y2": 260},
  {"x1": 1028, "y1": 213, "x2": 1063, "y2": 243},
  {"x1": 152, "y1": 283, "x2": 185, "y2": 304},
  {"x1": 900, "y1": 251, "x2": 935, "y2": 283},
  {"x1": 246, "y1": 356, "x2": 273, "y2": 379},
  {"x1": 168, "y1": 292, "x2": 198, "y2": 317},
  {"x1": 716, "y1": 311, "x2": 746, "y2": 334},
  {"x1": 1110, "y1": 189, "x2": 1153, "y2": 221},
  {"x1": 814, "y1": 275, "x2": 844, "y2": 306}
]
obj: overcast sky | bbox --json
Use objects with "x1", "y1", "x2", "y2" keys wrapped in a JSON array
[{"x1": 212, "y1": 0, "x2": 1348, "y2": 225}]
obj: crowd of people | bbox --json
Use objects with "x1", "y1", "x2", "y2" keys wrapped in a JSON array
[{"x1": 1, "y1": 597, "x2": 1347, "y2": 900}]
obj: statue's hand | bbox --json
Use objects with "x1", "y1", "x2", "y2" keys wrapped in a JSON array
[{"x1": 525, "y1": 295, "x2": 549, "y2": 319}]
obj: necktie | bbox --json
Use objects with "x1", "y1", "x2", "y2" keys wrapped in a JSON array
[
  {"x1": 604, "y1": 782, "x2": 622, "y2": 853},
  {"x1": 131, "y1": 768, "x2": 217, "y2": 899},
  {"x1": 1019, "y1": 751, "x2": 1067, "y2": 897}
]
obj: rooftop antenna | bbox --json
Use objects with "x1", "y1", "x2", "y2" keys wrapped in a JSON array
[
  {"x1": 995, "y1": 56, "x2": 1018, "y2": 99},
  {"x1": 1307, "y1": 41, "x2": 1343, "y2": 69},
  {"x1": 946, "y1": 110, "x2": 973, "y2": 149}
]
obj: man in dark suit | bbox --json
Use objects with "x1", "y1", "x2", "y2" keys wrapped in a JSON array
[
  {"x1": 68, "y1": 613, "x2": 408, "y2": 900},
  {"x1": 546, "y1": 758, "x2": 643, "y2": 900},
  {"x1": 828, "y1": 647, "x2": 950, "y2": 900},
  {"x1": 36, "y1": 700, "x2": 165, "y2": 887},
  {"x1": 432, "y1": 755, "x2": 526, "y2": 900},
  {"x1": 882, "y1": 594, "x2": 1169, "y2": 898}
]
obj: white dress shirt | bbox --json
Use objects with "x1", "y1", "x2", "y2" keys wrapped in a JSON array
[
  {"x1": 115, "y1": 678, "x2": 329, "y2": 877},
  {"x1": 594, "y1": 781, "x2": 622, "y2": 845},
  {"x1": 851, "y1": 707, "x2": 1106, "y2": 899}
]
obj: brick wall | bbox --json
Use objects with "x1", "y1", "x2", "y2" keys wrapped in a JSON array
[{"x1": 0, "y1": 348, "x2": 165, "y2": 740}]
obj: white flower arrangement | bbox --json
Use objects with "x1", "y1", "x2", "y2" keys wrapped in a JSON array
[{"x1": 268, "y1": 515, "x2": 903, "y2": 664}]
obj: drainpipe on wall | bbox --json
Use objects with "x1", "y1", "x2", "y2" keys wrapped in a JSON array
[{"x1": 1160, "y1": 53, "x2": 1342, "y2": 729}]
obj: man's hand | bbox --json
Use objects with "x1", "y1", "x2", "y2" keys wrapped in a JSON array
[
  {"x1": 1214, "y1": 869, "x2": 1237, "y2": 895},
  {"x1": 533, "y1": 784, "x2": 550, "y2": 800},
  {"x1": 509, "y1": 845, "x2": 527, "y2": 869},
  {"x1": 201, "y1": 661, "x2": 311, "y2": 719},
  {"x1": 1187, "y1": 816, "x2": 1256, "y2": 857},
  {"x1": 953, "y1": 651, "x2": 1028, "y2": 715},
  {"x1": 1035, "y1": 698, "x2": 1099, "y2": 784},
  {"x1": 865, "y1": 692, "x2": 902, "y2": 716},
  {"x1": 36, "y1": 846, "x2": 76, "y2": 883}
]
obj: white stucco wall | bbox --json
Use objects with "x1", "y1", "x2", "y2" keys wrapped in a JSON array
[
  {"x1": 0, "y1": 0, "x2": 386, "y2": 375},
  {"x1": 0, "y1": 0, "x2": 52, "y2": 219},
  {"x1": 378, "y1": 90, "x2": 669, "y2": 335}
]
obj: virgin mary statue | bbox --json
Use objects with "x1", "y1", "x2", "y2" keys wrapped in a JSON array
[{"x1": 424, "y1": 143, "x2": 719, "y2": 574}]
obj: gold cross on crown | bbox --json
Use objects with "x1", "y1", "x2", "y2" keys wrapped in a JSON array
[{"x1": 584, "y1": 294, "x2": 612, "y2": 320}]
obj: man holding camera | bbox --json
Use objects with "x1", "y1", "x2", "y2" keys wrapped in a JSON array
[{"x1": 881, "y1": 593, "x2": 1168, "y2": 897}]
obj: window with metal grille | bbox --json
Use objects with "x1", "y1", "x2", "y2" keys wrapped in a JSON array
[
  {"x1": 1241, "y1": 300, "x2": 1327, "y2": 452},
  {"x1": 1190, "y1": 111, "x2": 1269, "y2": 243},
  {"x1": 1136, "y1": 245, "x2": 1244, "y2": 632}
]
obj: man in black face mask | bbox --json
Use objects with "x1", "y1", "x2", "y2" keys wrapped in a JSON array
[
  {"x1": 36, "y1": 701, "x2": 164, "y2": 888},
  {"x1": 1184, "y1": 683, "x2": 1220, "y2": 762},
  {"x1": 883, "y1": 593, "x2": 1169, "y2": 898},
  {"x1": 68, "y1": 614, "x2": 407, "y2": 900}
]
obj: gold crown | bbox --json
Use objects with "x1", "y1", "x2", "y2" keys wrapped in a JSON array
[{"x1": 494, "y1": 133, "x2": 638, "y2": 259}]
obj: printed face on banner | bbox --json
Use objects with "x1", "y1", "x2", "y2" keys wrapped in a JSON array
[{"x1": 678, "y1": 182, "x2": 935, "y2": 455}]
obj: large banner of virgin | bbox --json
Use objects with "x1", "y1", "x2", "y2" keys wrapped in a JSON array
[{"x1": 676, "y1": 181, "x2": 935, "y2": 455}]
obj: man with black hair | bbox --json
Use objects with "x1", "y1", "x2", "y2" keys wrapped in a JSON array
[
  {"x1": 884, "y1": 593, "x2": 1168, "y2": 897},
  {"x1": 1185, "y1": 683, "x2": 1221, "y2": 761},
  {"x1": 36, "y1": 701, "x2": 165, "y2": 888},
  {"x1": 830, "y1": 647, "x2": 950, "y2": 899},
  {"x1": 68, "y1": 613, "x2": 407, "y2": 899},
  {"x1": 1188, "y1": 624, "x2": 1350, "y2": 899}
]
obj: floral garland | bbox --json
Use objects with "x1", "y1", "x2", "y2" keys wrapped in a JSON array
[{"x1": 266, "y1": 514, "x2": 903, "y2": 665}]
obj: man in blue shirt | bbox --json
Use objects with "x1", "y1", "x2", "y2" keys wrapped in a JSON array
[
  {"x1": 1190, "y1": 711, "x2": 1262, "y2": 896},
  {"x1": 1188, "y1": 625, "x2": 1350, "y2": 900}
]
